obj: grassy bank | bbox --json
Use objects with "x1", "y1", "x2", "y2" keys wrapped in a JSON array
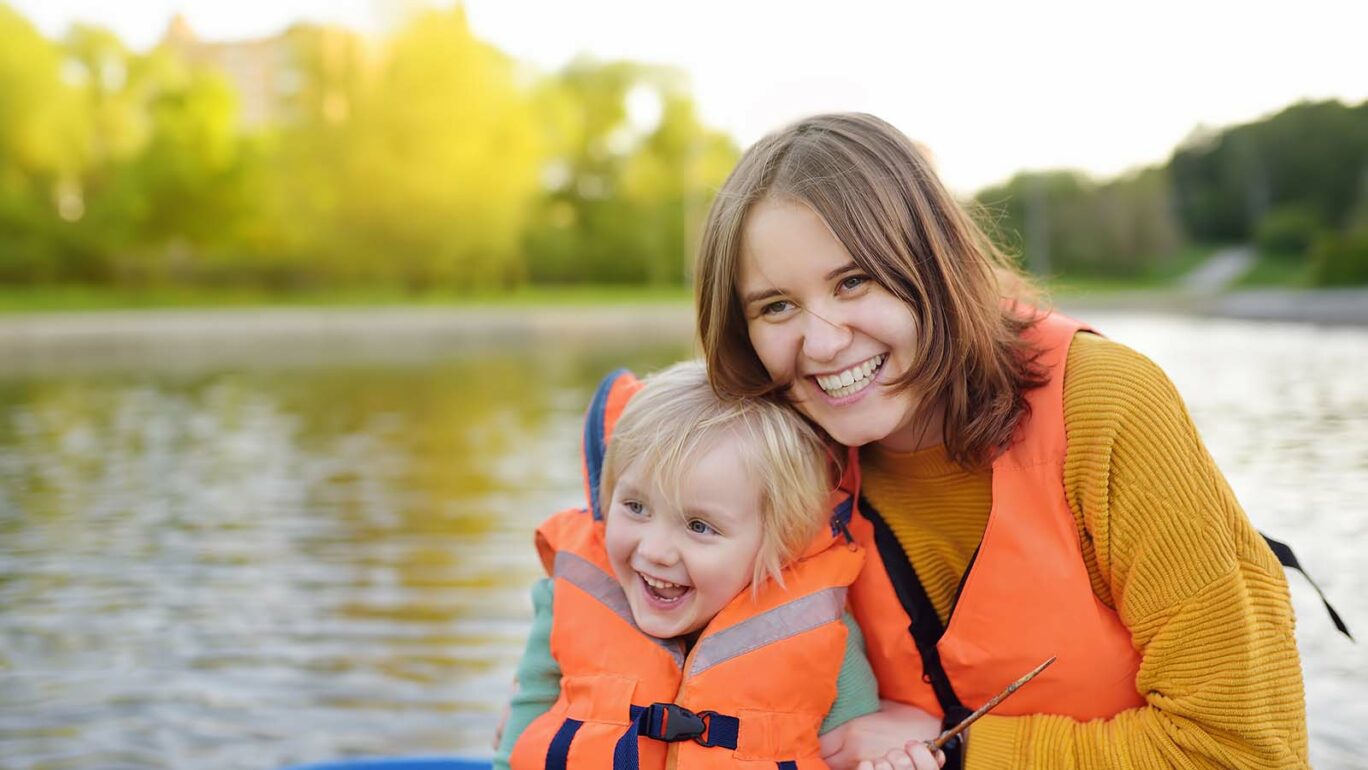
[
  {"x1": 1235, "y1": 253, "x2": 1315, "y2": 288},
  {"x1": 1036, "y1": 244, "x2": 1220, "y2": 295},
  {"x1": 0, "y1": 246, "x2": 1240, "y2": 313},
  {"x1": 0, "y1": 284, "x2": 694, "y2": 314}
]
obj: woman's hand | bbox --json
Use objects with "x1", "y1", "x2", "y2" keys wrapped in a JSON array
[{"x1": 819, "y1": 700, "x2": 945, "y2": 770}]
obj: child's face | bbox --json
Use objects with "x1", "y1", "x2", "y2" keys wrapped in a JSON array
[{"x1": 603, "y1": 438, "x2": 764, "y2": 640}]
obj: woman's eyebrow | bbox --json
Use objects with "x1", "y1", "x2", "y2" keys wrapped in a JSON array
[
  {"x1": 743, "y1": 261, "x2": 860, "y2": 305},
  {"x1": 825, "y1": 262, "x2": 859, "y2": 280},
  {"x1": 742, "y1": 286, "x2": 783, "y2": 306}
]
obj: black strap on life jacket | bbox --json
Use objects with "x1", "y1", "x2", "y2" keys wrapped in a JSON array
[
  {"x1": 859, "y1": 496, "x2": 971, "y2": 770},
  {"x1": 1261, "y1": 533, "x2": 1353, "y2": 640}
]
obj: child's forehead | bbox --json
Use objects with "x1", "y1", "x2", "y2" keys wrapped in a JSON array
[
  {"x1": 659, "y1": 443, "x2": 760, "y2": 508},
  {"x1": 620, "y1": 440, "x2": 765, "y2": 511}
]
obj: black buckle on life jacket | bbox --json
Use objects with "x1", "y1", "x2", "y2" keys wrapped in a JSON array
[
  {"x1": 636, "y1": 702, "x2": 740, "y2": 749},
  {"x1": 641, "y1": 702, "x2": 708, "y2": 742}
]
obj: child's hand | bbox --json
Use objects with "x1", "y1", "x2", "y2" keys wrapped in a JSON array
[
  {"x1": 491, "y1": 677, "x2": 519, "y2": 749},
  {"x1": 854, "y1": 740, "x2": 945, "y2": 770},
  {"x1": 819, "y1": 700, "x2": 942, "y2": 770}
]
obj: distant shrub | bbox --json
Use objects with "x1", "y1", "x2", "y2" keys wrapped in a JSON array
[
  {"x1": 1255, "y1": 206, "x2": 1324, "y2": 258},
  {"x1": 1311, "y1": 229, "x2": 1368, "y2": 286}
]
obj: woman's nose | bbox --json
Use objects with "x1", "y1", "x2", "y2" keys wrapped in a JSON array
[{"x1": 801, "y1": 307, "x2": 853, "y2": 363}]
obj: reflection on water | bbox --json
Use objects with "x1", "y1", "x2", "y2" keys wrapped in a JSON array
[{"x1": 0, "y1": 313, "x2": 1364, "y2": 769}]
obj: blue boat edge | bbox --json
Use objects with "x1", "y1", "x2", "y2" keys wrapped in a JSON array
[{"x1": 281, "y1": 757, "x2": 492, "y2": 770}]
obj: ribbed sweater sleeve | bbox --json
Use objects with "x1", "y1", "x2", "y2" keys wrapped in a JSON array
[{"x1": 964, "y1": 333, "x2": 1309, "y2": 769}]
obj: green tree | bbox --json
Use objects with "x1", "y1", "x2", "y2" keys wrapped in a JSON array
[
  {"x1": 332, "y1": 6, "x2": 543, "y2": 289},
  {"x1": 0, "y1": 5, "x2": 85, "y2": 282},
  {"x1": 239, "y1": 23, "x2": 371, "y2": 288},
  {"x1": 976, "y1": 167, "x2": 1183, "y2": 278},
  {"x1": 1171, "y1": 100, "x2": 1368, "y2": 242},
  {"x1": 524, "y1": 58, "x2": 736, "y2": 285}
]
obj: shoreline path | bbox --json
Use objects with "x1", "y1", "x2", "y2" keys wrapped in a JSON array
[{"x1": 0, "y1": 288, "x2": 1364, "y2": 375}]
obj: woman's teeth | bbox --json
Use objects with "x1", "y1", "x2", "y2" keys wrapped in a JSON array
[{"x1": 816, "y1": 355, "x2": 886, "y2": 398}]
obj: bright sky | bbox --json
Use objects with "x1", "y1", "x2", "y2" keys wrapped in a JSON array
[{"x1": 13, "y1": 0, "x2": 1368, "y2": 194}]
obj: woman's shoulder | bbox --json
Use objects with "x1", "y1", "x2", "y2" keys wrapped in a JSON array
[{"x1": 1062, "y1": 331, "x2": 1186, "y2": 431}]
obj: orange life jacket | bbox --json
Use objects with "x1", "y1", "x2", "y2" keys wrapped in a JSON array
[
  {"x1": 510, "y1": 369, "x2": 866, "y2": 770},
  {"x1": 843, "y1": 312, "x2": 1147, "y2": 758}
]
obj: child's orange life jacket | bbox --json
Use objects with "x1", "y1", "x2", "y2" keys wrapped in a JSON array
[{"x1": 510, "y1": 370, "x2": 865, "y2": 770}]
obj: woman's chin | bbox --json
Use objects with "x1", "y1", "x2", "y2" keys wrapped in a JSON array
[
  {"x1": 806, "y1": 412, "x2": 896, "y2": 448},
  {"x1": 829, "y1": 426, "x2": 886, "y2": 448}
]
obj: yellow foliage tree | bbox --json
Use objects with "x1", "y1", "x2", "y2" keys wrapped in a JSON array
[{"x1": 336, "y1": 6, "x2": 543, "y2": 289}]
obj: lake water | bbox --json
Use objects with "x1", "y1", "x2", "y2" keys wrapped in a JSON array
[{"x1": 0, "y1": 309, "x2": 1363, "y2": 769}]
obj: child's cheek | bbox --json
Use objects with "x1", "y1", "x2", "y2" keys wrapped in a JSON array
[{"x1": 602, "y1": 517, "x2": 634, "y2": 579}]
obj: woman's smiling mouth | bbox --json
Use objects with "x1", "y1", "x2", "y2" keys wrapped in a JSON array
[{"x1": 812, "y1": 354, "x2": 887, "y2": 399}]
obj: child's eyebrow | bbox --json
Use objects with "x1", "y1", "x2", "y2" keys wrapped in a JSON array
[
  {"x1": 684, "y1": 505, "x2": 743, "y2": 526},
  {"x1": 614, "y1": 482, "x2": 646, "y2": 499}
]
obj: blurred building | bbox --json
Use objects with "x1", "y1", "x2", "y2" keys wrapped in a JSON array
[{"x1": 159, "y1": 14, "x2": 363, "y2": 130}]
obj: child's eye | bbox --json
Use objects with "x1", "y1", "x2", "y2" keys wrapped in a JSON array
[
  {"x1": 623, "y1": 501, "x2": 646, "y2": 516},
  {"x1": 686, "y1": 519, "x2": 716, "y2": 536}
]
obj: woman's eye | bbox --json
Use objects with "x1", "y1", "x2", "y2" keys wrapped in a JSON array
[
  {"x1": 839, "y1": 275, "x2": 869, "y2": 292},
  {"x1": 760, "y1": 299, "x2": 792, "y2": 316},
  {"x1": 686, "y1": 519, "x2": 716, "y2": 536}
]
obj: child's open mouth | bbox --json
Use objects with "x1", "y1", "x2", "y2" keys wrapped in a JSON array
[{"x1": 640, "y1": 573, "x2": 691, "y2": 604}]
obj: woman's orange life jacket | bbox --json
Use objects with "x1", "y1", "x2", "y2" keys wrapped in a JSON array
[
  {"x1": 843, "y1": 312, "x2": 1147, "y2": 738},
  {"x1": 510, "y1": 369, "x2": 866, "y2": 770}
]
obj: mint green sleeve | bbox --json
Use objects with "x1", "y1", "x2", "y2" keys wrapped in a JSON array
[
  {"x1": 492, "y1": 578, "x2": 561, "y2": 770},
  {"x1": 819, "y1": 612, "x2": 880, "y2": 734}
]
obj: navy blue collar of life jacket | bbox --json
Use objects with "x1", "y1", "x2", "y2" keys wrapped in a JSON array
[{"x1": 584, "y1": 368, "x2": 632, "y2": 522}]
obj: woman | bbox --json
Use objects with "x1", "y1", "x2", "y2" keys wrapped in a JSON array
[{"x1": 694, "y1": 113, "x2": 1308, "y2": 770}]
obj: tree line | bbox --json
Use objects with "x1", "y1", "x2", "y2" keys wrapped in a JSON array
[
  {"x1": 976, "y1": 100, "x2": 1368, "y2": 286},
  {"x1": 0, "y1": 4, "x2": 737, "y2": 291},
  {"x1": 2, "y1": 3, "x2": 1365, "y2": 291}
]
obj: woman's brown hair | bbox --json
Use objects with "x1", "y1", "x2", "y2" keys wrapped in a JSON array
[{"x1": 695, "y1": 112, "x2": 1048, "y2": 469}]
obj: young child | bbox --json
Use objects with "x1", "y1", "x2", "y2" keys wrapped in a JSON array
[{"x1": 494, "y1": 361, "x2": 882, "y2": 769}]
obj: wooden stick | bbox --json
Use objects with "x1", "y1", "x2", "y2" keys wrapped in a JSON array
[{"x1": 927, "y1": 656, "x2": 1056, "y2": 751}]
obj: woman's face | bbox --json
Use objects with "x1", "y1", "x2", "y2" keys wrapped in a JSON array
[{"x1": 737, "y1": 197, "x2": 932, "y2": 450}]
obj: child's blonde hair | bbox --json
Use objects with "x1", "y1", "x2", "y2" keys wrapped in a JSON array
[{"x1": 598, "y1": 360, "x2": 834, "y2": 590}]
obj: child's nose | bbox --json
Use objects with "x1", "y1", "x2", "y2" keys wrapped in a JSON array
[{"x1": 636, "y1": 526, "x2": 678, "y2": 565}]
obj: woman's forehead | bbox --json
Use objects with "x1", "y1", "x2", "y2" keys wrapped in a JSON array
[{"x1": 739, "y1": 200, "x2": 854, "y2": 289}]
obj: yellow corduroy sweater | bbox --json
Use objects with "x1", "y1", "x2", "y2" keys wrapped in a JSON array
[{"x1": 861, "y1": 333, "x2": 1308, "y2": 770}]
